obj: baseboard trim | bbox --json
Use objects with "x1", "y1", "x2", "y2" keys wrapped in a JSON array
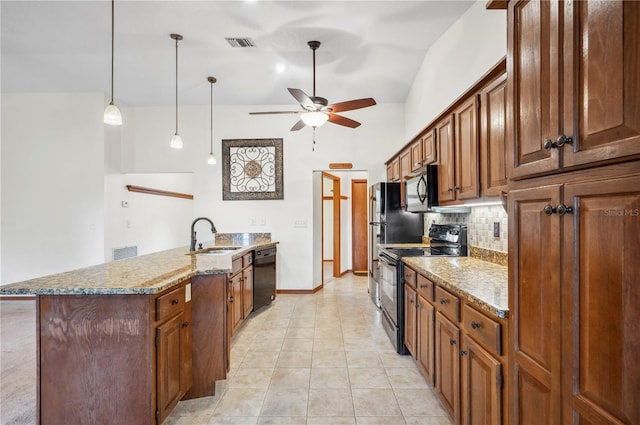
[
  {"x1": 339, "y1": 269, "x2": 352, "y2": 277},
  {"x1": 0, "y1": 295, "x2": 36, "y2": 301},
  {"x1": 353, "y1": 270, "x2": 368, "y2": 276},
  {"x1": 277, "y1": 284, "x2": 323, "y2": 295}
]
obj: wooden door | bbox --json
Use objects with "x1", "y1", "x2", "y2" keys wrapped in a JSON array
[
  {"x1": 417, "y1": 295, "x2": 435, "y2": 386},
  {"x1": 229, "y1": 273, "x2": 243, "y2": 334},
  {"x1": 508, "y1": 185, "x2": 562, "y2": 425},
  {"x1": 351, "y1": 179, "x2": 368, "y2": 275},
  {"x1": 436, "y1": 312, "x2": 460, "y2": 422},
  {"x1": 410, "y1": 139, "x2": 423, "y2": 172},
  {"x1": 561, "y1": 174, "x2": 640, "y2": 424},
  {"x1": 404, "y1": 284, "x2": 417, "y2": 357},
  {"x1": 157, "y1": 312, "x2": 187, "y2": 424},
  {"x1": 562, "y1": 0, "x2": 640, "y2": 169},
  {"x1": 480, "y1": 73, "x2": 508, "y2": 197},
  {"x1": 506, "y1": 0, "x2": 562, "y2": 179},
  {"x1": 461, "y1": 335, "x2": 502, "y2": 425},
  {"x1": 437, "y1": 115, "x2": 455, "y2": 203},
  {"x1": 242, "y1": 266, "x2": 253, "y2": 317},
  {"x1": 423, "y1": 129, "x2": 437, "y2": 165},
  {"x1": 454, "y1": 95, "x2": 480, "y2": 201}
]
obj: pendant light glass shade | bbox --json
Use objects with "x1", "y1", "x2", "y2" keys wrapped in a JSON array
[
  {"x1": 207, "y1": 76, "x2": 217, "y2": 165},
  {"x1": 104, "y1": 0, "x2": 122, "y2": 126},
  {"x1": 301, "y1": 111, "x2": 329, "y2": 128},
  {"x1": 170, "y1": 33, "x2": 183, "y2": 149}
]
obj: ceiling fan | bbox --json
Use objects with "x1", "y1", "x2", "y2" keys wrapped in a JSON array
[{"x1": 250, "y1": 40, "x2": 377, "y2": 131}]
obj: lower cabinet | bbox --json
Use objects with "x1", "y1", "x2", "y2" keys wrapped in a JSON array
[
  {"x1": 228, "y1": 251, "x2": 255, "y2": 337},
  {"x1": 404, "y1": 284, "x2": 417, "y2": 357},
  {"x1": 436, "y1": 311, "x2": 461, "y2": 422},
  {"x1": 229, "y1": 272, "x2": 244, "y2": 334},
  {"x1": 242, "y1": 256, "x2": 254, "y2": 318},
  {"x1": 416, "y1": 295, "x2": 435, "y2": 385},
  {"x1": 461, "y1": 335, "x2": 502, "y2": 425}
]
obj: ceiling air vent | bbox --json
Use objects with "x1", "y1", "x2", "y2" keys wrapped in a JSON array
[{"x1": 225, "y1": 37, "x2": 256, "y2": 48}]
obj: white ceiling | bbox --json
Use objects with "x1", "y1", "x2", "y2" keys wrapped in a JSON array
[{"x1": 1, "y1": 0, "x2": 475, "y2": 108}]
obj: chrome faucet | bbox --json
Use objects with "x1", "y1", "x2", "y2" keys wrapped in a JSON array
[{"x1": 190, "y1": 217, "x2": 217, "y2": 251}]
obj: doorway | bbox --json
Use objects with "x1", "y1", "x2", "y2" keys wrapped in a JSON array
[{"x1": 322, "y1": 172, "x2": 340, "y2": 283}]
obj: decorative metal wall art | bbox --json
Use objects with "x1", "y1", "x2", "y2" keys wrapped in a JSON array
[{"x1": 222, "y1": 138, "x2": 283, "y2": 200}]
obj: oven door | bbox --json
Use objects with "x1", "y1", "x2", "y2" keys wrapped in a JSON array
[{"x1": 379, "y1": 252, "x2": 398, "y2": 327}]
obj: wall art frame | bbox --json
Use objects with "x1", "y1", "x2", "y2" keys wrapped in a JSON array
[{"x1": 222, "y1": 138, "x2": 284, "y2": 200}]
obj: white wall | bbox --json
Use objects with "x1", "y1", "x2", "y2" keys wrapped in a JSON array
[
  {"x1": 104, "y1": 173, "x2": 194, "y2": 262},
  {"x1": 121, "y1": 103, "x2": 403, "y2": 291},
  {"x1": 1, "y1": 93, "x2": 105, "y2": 284},
  {"x1": 404, "y1": 2, "x2": 506, "y2": 140}
]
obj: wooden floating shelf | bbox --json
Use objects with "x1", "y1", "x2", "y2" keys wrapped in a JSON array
[{"x1": 126, "y1": 185, "x2": 194, "y2": 200}]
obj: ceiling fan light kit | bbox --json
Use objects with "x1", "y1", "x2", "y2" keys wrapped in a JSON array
[
  {"x1": 249, "y1": 40, "x2": 376, "y2": 135},
  {"x1": 170, "y1": 33, "x2": 183, "y2": 149},
  {"x1": 104, "y1": 0, "x2": 122, "y2": 126}
]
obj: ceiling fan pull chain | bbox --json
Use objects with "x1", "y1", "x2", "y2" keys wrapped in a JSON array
[{"x1": 312, "y1": 128, "x2": 316, "y2": 152}]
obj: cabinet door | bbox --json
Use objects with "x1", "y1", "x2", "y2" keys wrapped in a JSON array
[
  {"x1": 386, "y1": 164, "x2": 394, "y2": 182},
  {"x1": 461, "y1": 335, "x2": 502, "y2": 425},
  {"x1": 454, "y1": 95, "x2": 480, "y2": 201},
  {"x1": 423, "y1": 129, "x2": 437, "y2": 166},
  {"x1": 562, "y1": 0, "x2": 640, "y2": 169},
  {"x1": 437, "y1": 115, "x2": 456, "y2": 203},
  {"x1": 480, "y1": 74, "x2": 508, "y2": 197},
  {"x1": 157, "y1": 312, "x2": 187, "y2": 424},
  {"x1": 404, "y1": 284, "x2": 417, "y2": 358},
  {"x1": 229, "y1": 273, "x2": 243, "y2": 334},
  {"x1": 508, "y1": 185, "x2": 562, "y2": 425},
  {"x1": 436, "y1": 312, "x2": 460, "y2": 423},
  {"x1": 410, "y1": 139, "x2": 423, "y2": 172},
  {"x1": 417, "y1": 296, "x2": 435, "y2": 386},
  {"x1": 561, "y1": 174, "x2": 640, "y2": 424},
  {"x1": 506, "y1": 0, "x2": 562, "y2": 178},
  {"x1": 242, "y1": 266, "x2": 254, "y2": 318},
  {"x1": 399, "y1": 149, "x2": 411, "y2": 208}
]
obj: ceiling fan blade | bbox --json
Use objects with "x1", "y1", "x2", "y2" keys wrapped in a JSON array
[
  {"x1": 328, "y1": 113, "x2": 361, "y2": 128},
  {"x1": 288, "y1": 88, "x2": 315, "y2": 110},
  {"x1": 249, "y1": 111, "x2": 301, "y2": 115},
  {"x1": 329, "y1": 98, "x2": 377, "y2": 113},
  {"x1": 290, "y1": 119, "x2": 306, "y2": 131}
]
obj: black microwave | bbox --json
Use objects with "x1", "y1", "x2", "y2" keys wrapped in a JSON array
[{"x1": 405, "y1": 165, "x2": 438, "y2": 212}]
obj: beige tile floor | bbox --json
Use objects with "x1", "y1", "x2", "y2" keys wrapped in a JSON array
[
  {"x1": 165, "y1": 273, "x2": 451, "y2": 425},
  {"x1": 0, "y1": 273, "x2": 451, "y2": 425}
]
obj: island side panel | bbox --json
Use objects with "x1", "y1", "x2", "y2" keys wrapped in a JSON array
[
  {"x1": 183, "y1": 274, "x2": 228, "y2": 400},
  {"x1": 38, "y1": 294, "x2": 153, "y2": 424}
]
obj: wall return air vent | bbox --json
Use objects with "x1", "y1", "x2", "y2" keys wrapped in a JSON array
[{"x1": 225, "y1": 37, "x2": 256, "y2": 48}]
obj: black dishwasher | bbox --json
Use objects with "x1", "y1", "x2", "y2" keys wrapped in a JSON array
[{"x1": 253, "y1": 246, "x2": 276, "y2": 310}]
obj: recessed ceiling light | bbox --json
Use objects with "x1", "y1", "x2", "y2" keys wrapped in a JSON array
[{"x1": 275, "y1": 63, "x2": 287, "y2": 73}]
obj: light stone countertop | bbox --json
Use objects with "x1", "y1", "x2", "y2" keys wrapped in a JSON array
[
  {"x1": 401, "y1": 256, "x2": 508, "y2": 318},
  {"x1": 0, "y1": 239, "x2": 277, "y2": 296}
]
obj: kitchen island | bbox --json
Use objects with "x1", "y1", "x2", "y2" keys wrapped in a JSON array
[{"x1": 0, "y1": 235, "x2": 277, "y2": 425}]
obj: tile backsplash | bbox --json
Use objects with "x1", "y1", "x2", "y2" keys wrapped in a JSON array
[{"x1": 424, "y1": 205, "x2": 508, "y2": 253}]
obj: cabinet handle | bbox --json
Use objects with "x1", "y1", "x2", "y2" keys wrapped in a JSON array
[
  {"x1": 460, "y1": 350, "x2": 468, "y2": 356},
  {"x1": 471, "y1": 321, "x2": 481, "y2": 329},
  {"x1": 543, "y1": 134, "x2": 573, "y2": 150},
  {"x1": 420, "y1": 284, "x2": 427, "y2": 288},
  {"x1": 543, "y1": 204, "x2": 573, "y2": 215},
  {"x1": 447, "y1": 188, "x2": 454, "y2": 192},
  {"x1": 450, "y1": 339, "x2": 457, "y2": 346},
  {"x1": 544, "y1": 204, "x2": 555, "y2": 215},
  {"x1": 171, "y1": 299, "x2": 180, "y2": 305},
  {"x1": 454, "y1": 186, "x2": 461, "y2": 191},
  {"x1": 440, "y1": 298, "x2": 448, "y2": 305},
  {"x1": 182, "y1": 321, "x2": 189, "y2": 328}
]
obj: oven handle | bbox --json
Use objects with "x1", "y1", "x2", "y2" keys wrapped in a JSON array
[{"x1": 378, "y1": 252, "x2": 397, "y2": 267}]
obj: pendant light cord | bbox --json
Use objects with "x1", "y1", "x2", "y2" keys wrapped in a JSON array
[
  {"x1": 110, "y1": 0, "x2": 115, "y2": 103},
  {"x1": 210, "y1": 80, "x2": 213, "y2": 154},
  {"x1": 175, "y1": 37, "x2": 179, "y2": 134}
]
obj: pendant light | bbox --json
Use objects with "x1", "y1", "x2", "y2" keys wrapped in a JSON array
[
  {"x1": 170, "y1": 33, "x2": 183, "y2": 149},
  {"x1": 207, "y1": 76, "x2": 217, "y2": 165},
  {"x1": 103, "y1": 0, "x2": 122, "y2": 125}
]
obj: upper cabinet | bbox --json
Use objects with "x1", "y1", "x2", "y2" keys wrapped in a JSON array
[
  {"x1": 480, "y1": 74, "x2": 508, "y2": 197},
  {"x1": 422, "y1": 130, "x2": 438, "y2": 166},
  {"x1": 410, "y1": 139, "x2": 424, "y2": 172},
  {"x1": 387, "y1": 157, "x2": 400, "y2": 182},
  {"x1": 507, "y1": 0, "x2": 640, "y2": 180}
]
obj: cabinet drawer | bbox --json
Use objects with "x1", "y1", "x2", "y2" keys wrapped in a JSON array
[
  {"x1": 243, "y1": 252, "x2": 253, "y2": 268},
  {"x1": 156, "y1": 285, "x2": 186, "y2": 321},
  {"x1": 416, "y1": 274, "x2": 434, "y2": 302},
  {"x1": 404, "y1": 266, "x2": 417, "y2": 288},
  {"x1": 435, "y1": 286, "x2": 460, "y2": 323},
  {"x1": 231, "y1": 257, "x2": 243, "y2": 275},
  {"x1": 462, "y1": 304, "x2": 501, "y2": 355}
]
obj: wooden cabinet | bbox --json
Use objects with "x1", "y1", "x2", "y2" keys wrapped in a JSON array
[
  {"x1": 227, "y1": 251, "x2": 255, "y2": 337},
  {"x1": 507, "y1": 0, "x2": 640, "y2": 180},
  {"x1": 480, "y1": 73, "x2": 508, "y2": 197},
  {"x1": 404, "y1": 284, "x2": 417, "y2": 357},
  {"x1": 422, "y1": 129, "x2": 437, "y2": 166},
  {"x1": 417, "y1": 294, "x2": 435, "y2": 385},
  {"x1": 387, "y1": 157, "x2": 400, "y2": 182},
  {"x1": 436, "y1": 311, "x2": 461, "y2": 423},
  {"x1": 461, "y1": 335, "x2": 502, "y2": 425},
  {"x1": 437, "y1": 115, "x2": 455, "y2": 203},
  {"x1": 454, "y1": 96, "x2": 480, "y2": 201},
  {"x1": 410, "y1": 138, "x2": 424, "y2": 172},
  {"x1": 399, "y1": 148, "x2": 411, "y2": 207}
]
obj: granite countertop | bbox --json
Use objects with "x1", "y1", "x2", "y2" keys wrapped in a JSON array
[
  {"x1": 401, "y1": 256, "x2": 508, "y2": 318},
  {"x1": 0, "y1": 238, "x2": 278, "y2": 296}
]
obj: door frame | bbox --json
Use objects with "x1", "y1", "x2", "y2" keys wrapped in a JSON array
[{"x1": 321, "y1": 172, "x2": 341, "y2": 281}]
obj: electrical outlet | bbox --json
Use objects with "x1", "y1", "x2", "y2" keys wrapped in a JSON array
[
  {"x1": 493, "y1": 222, "x2": 500, "y2": 238},
  {"x1": 294, "y1": 219, "x2": 307, "y2": 228}
]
